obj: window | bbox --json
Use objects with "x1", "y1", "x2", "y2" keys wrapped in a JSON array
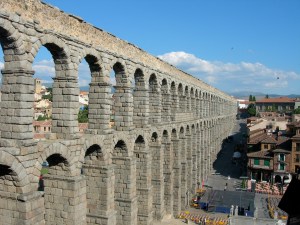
[
  {"x1": 296, "y1": 143, "x2": 300, "y2": 152},
  {"x1": 279, "y1": 163, "x2": 285, "y2": 171},
  {"x1": 264, "y1": 160, "x2": 270, "y2": 166},
  {"x1": 254, "y1": 159, "x2": 260, "y2": 165},
  {"x1": 279, "y1": 154, "x2": 285, "y2": 161},
  {"x1": 264, "y1": 144, "x2": 268, "y2": 149},
  {"x1": 295, "y1": 154, "x2": 300, "y2": 163}
]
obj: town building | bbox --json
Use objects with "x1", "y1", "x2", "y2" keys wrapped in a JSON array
[{"x1": 255, "y1": 97, "x2": 296, "y2": 114}]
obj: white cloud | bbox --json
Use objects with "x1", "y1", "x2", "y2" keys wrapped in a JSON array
[
  {"x1": 33, "y1": 59, "x2": 55, "y2": 77},
  {"x1": 158, "y1": 51, "x2": 300, "y2": 94},
  {"x1": 0, "y1": 61, "x2": 3, "y2": 69}
]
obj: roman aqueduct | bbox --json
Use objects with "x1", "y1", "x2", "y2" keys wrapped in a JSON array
[{"x1": 0, "y1": 0, "x2": 237, "y2": 224}]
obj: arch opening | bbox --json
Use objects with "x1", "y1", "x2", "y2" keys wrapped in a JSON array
[
  {"x1": 149, "y1": 74, "x2": 160, "y2": 124},
  {"x1": 133, "y1": 69, "x2": 147, "y2": 127}
]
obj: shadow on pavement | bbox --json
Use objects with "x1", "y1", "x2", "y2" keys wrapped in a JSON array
[{"x1": 212, "y1": 119, "x2": 248, "y2": 179}]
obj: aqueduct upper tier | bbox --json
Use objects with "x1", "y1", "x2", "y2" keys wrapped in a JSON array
[{"x1": 0, "y1": 0, "x2": 237, "y2": 225}]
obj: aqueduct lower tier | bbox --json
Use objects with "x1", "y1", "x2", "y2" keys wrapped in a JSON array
[{"x1": 0, "y1": 0, "x2": 237, "y2": 224}]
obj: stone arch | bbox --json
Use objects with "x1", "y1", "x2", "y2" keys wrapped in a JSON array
[
  {"x1": 31, "y1": 34, "x2": 78, "y2": 138},
  {"x1": 33, "y1": 142, "x2": 74, "y2": 182},
  {"x1": 0, "y1": 18, "x2": 26, "y2": 68},
  {"x1": 149, "y1": 73, "x2": 161, "y2": 124},
  {"x1": 31, "y1": 34, "x2": 71, "y2": 66},
  {"x1": 113, "y1": 139, "x2": 129, "y2": 157},
  {"x1": 112, "y1": 139, "x2": 137, "y2": 224},
  {"x1": 134, "y1": 134, "x2": 152, "y2": 223},
  {"x1": 110, "y1": 60, "x2": 133, "y2": 131},
  {"x1": 171, "y1": 128, "x2": 178, "y2": 140},
  {"x1": 0, "y1": 151, "x2": 30, "y2": 193},
  {"x1": 162, "y1": 130, "x2": 169, "y2": 143},
  {"x1": 151, "y1": 131, "x2": 159, "y2": 143},
  {"x1": 77, "y1": 50, "x2": 104, "y2": 131},
  {"x1": 133, "y1": 68, "x2": 148, "y2": 127},
  {"x1": 111, "y1": 60, "x2": 129, "y2": 86},
  {"x1": 178, "y1": 83, "x2": 185, "y2": 111},
  {"x1": 184, "y1": 85, "x2": 190, "y2": 111},
  {"x1": 170, "y1": 81, "x2": 178, "y2": 121},
  {"x1": 78, "y1": 49, "x2": 104, "y2": 81},
  {"x1": 161, "y1": 79, "x2": 171, "y2": 123}
]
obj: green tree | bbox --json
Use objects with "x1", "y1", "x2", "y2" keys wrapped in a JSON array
[
  {"x1": 265, "y1": 94, "x2": 269, "y2": 99},
  {"x1": 249, "y1": 95, "x2": 253, "y2": 101},
  {"x1": 294, "y1": 108, "x2": 300, "y2": 114},
  {"x1": 252, "y1": 96, "x2": 256, "y2": 102},
  {"x1": 37, "y1": 115, "x2": 48, "y2": 121},
  {"x1": 42, "y1": 87, "x2": 53, "y2": 101},
  {"x1": 78, "y1": 105, "x2": 88, "y2": 122},
  {"x1": 247, "y1": 103, "x2": 256, "y2": 116}
]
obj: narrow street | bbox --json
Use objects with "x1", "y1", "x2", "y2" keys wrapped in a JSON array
[{"x1": 208, "y1": 118, "x2": 248, "y2": 192}]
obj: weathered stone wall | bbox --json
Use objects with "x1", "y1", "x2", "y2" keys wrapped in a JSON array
[{"x1": 0, "y1": 1, "x2": 237, "y2": 225}]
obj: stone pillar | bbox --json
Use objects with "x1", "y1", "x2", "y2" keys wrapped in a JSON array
[
  {"x1": 185, "y1": 133, "x2": 193, "y2": 191},
  {"x1": 43, "y1": 174, "x2": 87, "y2": 225},
  {"x1": 172, "y1": 139, "x2": 181, "y2": 216},
  {"x1": 83, "y1": 164, "x2": 116, "y2": 225},
  {"x1": 200, "y1": 128, "x2": 205, "y2": 181},
  {"x1": 161, "y1": 92, "x2": 171, "y2": 123},
  {"x1": 149, "y1": 89, "x2": 162, "y2": 125},
  {"x1": 113, "y1": 86, "x2": 134, "y2": 131},
  {"x1": 180, "y1": 136, "x2": 188, "y2": 210},
  {"x1": 112, "y1": 156, "x2": 137, "y2": 225},
  {"x1": 0, "y1": 69, "x2": 34, "y2": 145},
  {"x1": 134, "y1": 149, "x2": 153, "y2": 225},
  {"x1": 196, "y1": 130, "x2": 202, "y2": 185},
  {"x1": 52, "y1": 76, "x2": 79, "y2": 139},
  {"x1": 87, "y1": 82, "x2": 112, "y2": 134},
  {"x1": 191, "y1": 96, "x2": 195, "y2": 117},
  {"x1": 200, "y1": 97, "x2": 204, "y2": 118},
  {"x1": 195, "y1": 98, "x2": 200, "y2": 119},
  {"x1": 0, "y1": 191, "x2": 45, "y2": 225},
  {"x1": 133, "y1": 87, "x2": 149, "y2": 128},
  {"x1": 186, "y1": 94, "x2": 191, "y2": 112},
  {"x1": 191, "y1": 132, "x2": 198, "y2": 192},
  {"x1": 170, "y1": 91, "x2": 179, "y2": 121},
  {"x1": 179, "y1": 94, "x2": 185, "y2": 113},
  {"x1": 163, "y1": 142, "x2": 174, "y2": 215},
  {"x1": 203, "y1": 128, "x2": 209, "y2": 179},
  {"x1": 150, "y1": 142, "x2": 165, "y2": 220}
]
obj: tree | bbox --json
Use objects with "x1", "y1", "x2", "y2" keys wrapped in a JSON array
[
  {"x1": 265, "y1": 94, "x2": 269, "y2": 99},
  {"x1": 249, "y1": 95, "x2": 253, "y2": 101},
  {"x1": 247, "y1": 103, "x2": 256, "y2": 116},
  {"x1": 78, "y1": 105, "x2": 88, "y2": 122},
  {"x1": 294, "y1": 108, "x2": 300, "y2": 114},
  {"x1": 37, "y1": 115, "x2": 48, "y2": 121},
  {"x1": 42, "y1": 87, "x2": 53, "y2": 101},
  {"x1": 252, "y1": 96, "x2": 256, "y2": 101}
]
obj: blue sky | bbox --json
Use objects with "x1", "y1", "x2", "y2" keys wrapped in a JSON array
[{"x1": 1, "y1": 0, "x2": 299, "y2": 95}]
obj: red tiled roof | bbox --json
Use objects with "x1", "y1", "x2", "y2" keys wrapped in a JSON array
[
  {"x1": 261, "y1": 135, "x2": 277, "y2": 144},
  {"x1": 256, "y1": 97, "x2": 295, "y2": 103},
  {"x1": 78, "y1": 123, "x2": 88, "y2": 130},
  {"x1": 248, "y1": 133, "x2": 269, "y2": 145},
  {"x1": 247, "y1": 150, "x2": 272, "y2": 159},
  {"x1": 33, "y1": 120, "x2": 51, "y2": 127}
]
